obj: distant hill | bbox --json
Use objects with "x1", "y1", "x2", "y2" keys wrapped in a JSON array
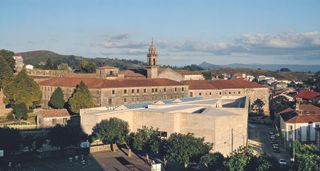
[
  {"x1": 18, "y1": 50, "x2": 146, "y2": 70},
  {"x1": 199, "y1": 62, "x2": 320, "y2": 72}
]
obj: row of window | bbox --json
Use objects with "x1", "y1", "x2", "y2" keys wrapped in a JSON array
[
  {"x1": 110, "y1": 87, "x2": 186, "y2": 95},
  {"x1": 191, "y1": 91, "x2": 242, "y2": 97}
]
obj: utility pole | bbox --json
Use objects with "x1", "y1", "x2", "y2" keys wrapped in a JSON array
[{"x1": 231, "y1": 128, "x2": 234, "y2": 152}]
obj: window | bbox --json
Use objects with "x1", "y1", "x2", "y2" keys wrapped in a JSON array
[
  {"x1": 144, "y1": 89, "x2": 146, "y2": 93},
  {"x1": 164, "y1": 88, "x2": 167, "y2": 92},
  {"x1": 199, "y1": 92, "x2": 202, "y2": 96},
  {"x1": 182, "y1": 87, "x2": 184, "y2": 91},
  {"x1": 63, "y1": 118, "x2": 67, "y2": 124},
  {"x1": 52, "y1": 119, "x2": 57, "y2": 125},
  {"x1": 157, "y1": 131, "x2": 167, "y2": 138},
  {"x1": 152, "y1": 88, "x2": 154, "y2": 93},
  {"x1": 155, "y1": 88, "x2": 158, "y2": 92},
  {"x1": 124, "y1": 89, "x2": 127, "y2": 94},
  {"x1": 209, "y1": 92, "x2": 212, "y2": 95},
  {"x1": 112, "y1": 90, "x2": 115, "y2": 95},
  {"x1": 229, "y1": 92, "x2": 231, "y2": 94},
  {"x1": 175, "y1": 88, "x2": 177, "y2": 92},
  {"x1": 124, "y1": 98, "x2": 127, "y2": 103},
  {"x1": 190, "y1": 92, "x2": 193, "y2": 97},
  {"x1": 219, "y1": 92, "x2": 222, "y2": 95},
  {"x1": 238, "y1": 91, "x2": 241, "y2": 94},
  {"x1": 108, "y1": 98, "x2": 112, "y2": 105},
  {"x1": 137, "y1": 89, "x2": 139, "y2": 93},
  {"x1": 132, "y1": 89, "x2": 134, "y2": 93}
]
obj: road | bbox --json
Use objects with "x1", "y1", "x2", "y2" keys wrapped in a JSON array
[{"x1": 248, "y1": 123, "x2": 291, "y2": 161}]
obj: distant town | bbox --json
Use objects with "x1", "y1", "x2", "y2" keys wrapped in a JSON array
[{"x1": 0, "y1": 39, "x2": 320, "y2": 171}]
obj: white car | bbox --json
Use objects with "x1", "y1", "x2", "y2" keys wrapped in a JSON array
[{"x1": 279, "y1": 159, "x2": 287, "y2": 165}]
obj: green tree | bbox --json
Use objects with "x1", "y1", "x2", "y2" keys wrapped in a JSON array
[
  {"x1": 166, "y1": 133, "x2": 212, "y2": 168},
  {"x1": 291, "y1": 141, "x2": 320, "y2": 171},
  {"x1": 0, "y1": 56, "x2": 14, "y2": 90},
  {"x1": 13, "y1": 103, "x2": 28, "y2": 120},
  {"x1": 200, "y1": 152, "x2": 224, "y2": 170},
  {"x1": 68, "y1": 81, "x2": 94, "y2": 113},
  {"x1": 49, "y1": 87, "x2": 65, "y2": 109},
  {"x1": 4, "y1": 69, "x2": 42, "y2": 108},
  {"x1": 80, "y1": 58, "x2": 96, "y2": 73},
  {"x1": 225, "y1": 147, "x2": 253, "y2": 171},
  {"x1": 0, "y1": 128, "x2": 20, "y2": 155},
  {"x1": 0, "y1": 49, "x2": 15, "y2": 71},
  {"x1": 48, "y1": 124, "x2": 86, "y2": 149},
  {"x1": 92, "y1": 118, "x2": 129, "y2": 151},
  {"x1": 129, "y1": 126, "x2": 162, "y2": 160}
]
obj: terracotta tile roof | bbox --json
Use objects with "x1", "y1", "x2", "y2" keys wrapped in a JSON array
[
  {"x1": 119, "y1": 70, "x2": 147, "y2": 79},
  {"x1": 182, "y1": 80, "x2": 217, "y2": 90},
  {"x1": 295, "y1": 89, "x2": 320, "y2": 100},
  {"x1": 182, "y1": 79, "x2": 266, "y2": 90},
  {"x1": 39, "y1": 77, "x2": 184, "y2": 89},
  {"x1": 176, "y1": 70, "x2": 202, "y2": 76},
  {"x1": 38, "y1": 109, "x2": 70, "y2": 118},
  {"x1": 97, "y1": 66, "x2": 118, "y2": 70},
  {"x1": 280, "y1": 104, "x2": 320, "y2": 123}
]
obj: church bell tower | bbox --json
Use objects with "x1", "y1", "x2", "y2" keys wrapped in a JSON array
[{"x1": 146, "y1": 40, "x2": 158, "y2": 78}]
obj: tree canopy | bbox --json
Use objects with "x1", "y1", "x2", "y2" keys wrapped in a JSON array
[
  {"x1": 49, "y1": 87, "x2": 65, "y2": 109},
  {"x1": 129, "y1": 126, "x2": 163, "y2": 156},
  {"x1": 200, "y1": 152, "x2": 224, "y2": 170},
  {"x1": 92, "y1": 117, "x2": 129, "y2": 145},
  {"x1": 291, "y1": 141, "x2": 320, "y2": 171},
  {"x1": 0, "y1": 56, "x2": 14, "y2": 90},
  {"x1": 13, "y1": 103, "x2": 28, "y2": 120},
  {"x1": 80, "y1": 58, "x2": 96, "y2": 73},
  {"x1": 68, "y1": 81, "x2": 94, "y2": 113},
  {"x1": 48, "y1": 124, "x2": 86, "y2": 149},
  {"x1": 166, "y1": 133, "x2": 212, "y2": 167},
  {"x1": 4, "y1": 69, "x2": 42, "y2": 108},
  {"x1": 0, "y1": 49, "x2": 15, "y2": 71}
]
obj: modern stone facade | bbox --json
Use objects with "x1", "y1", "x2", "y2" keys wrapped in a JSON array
[{"x1": 80, "y1": 96, "x2": 249, "y2": 156}]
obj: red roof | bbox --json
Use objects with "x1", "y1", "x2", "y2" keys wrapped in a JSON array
[
  {"x1": 39, "y1": 77, "x2": 185, "y2": 89},
  {"x1": 295, "y1": 89, "x2": 320, "y2": 100},
  {"x1": 182, "y1": 79, "x2": 266, "y2": 90},
  {"x1": 280, "y1": 104, "x2": 320, "y2": 123}
]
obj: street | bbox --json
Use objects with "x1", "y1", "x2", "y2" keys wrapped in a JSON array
[{"x1": 248, "y1": 123, "x2": 291, "y2": 161}]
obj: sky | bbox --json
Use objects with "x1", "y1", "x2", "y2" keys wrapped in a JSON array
[{"x1": 0, "y1": 0, "x2": 320, "y2": 66}]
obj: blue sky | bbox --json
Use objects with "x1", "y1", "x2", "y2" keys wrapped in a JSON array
[{"x1": 1, "y1": 0, "x2": 320, "y2": 66}]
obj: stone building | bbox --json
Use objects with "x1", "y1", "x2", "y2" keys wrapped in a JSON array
[
  {"x1": 39, "y1": 78, "x2": 189, "y2": 108},
  {"x1": 182, "y1": 79, "x2": 270, "y2": 114},
  {"x1": 80, "y1": 96, "x2": 249, "y2": 156},
  {"x1": 36, "y1": 109, "x2": 70, "y2": 128}
]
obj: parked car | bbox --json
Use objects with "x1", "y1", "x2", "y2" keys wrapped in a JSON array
[
  {"x1": 273, "y1": 147, "x2": 280, "y2": 153},
  {"x1": 279, "y1": 159, "x2": 287, "y2": 165},
  {"x1": 269, "y1": 131, "x2": 274, "y2": 135}
]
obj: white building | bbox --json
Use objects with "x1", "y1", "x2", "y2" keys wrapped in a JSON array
[
  {"x1": 80, "y1": 96, "x2": 249, "y2": 155},
  {"x1": 280, "y1": 104, "x2": 320, "y2": 147},
  {"x1": 25, "y1": 64, "x2": 34, "y2": 70}
]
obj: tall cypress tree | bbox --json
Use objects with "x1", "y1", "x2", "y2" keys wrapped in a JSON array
[
  {"x1": 49, "y1": 87, "x2": 65, "y2": 109},
  {"x1": 0, "y1": 57, "x2": 13, "y2": 90},
  {"x1": 68, "y1": 81, "x2": 94, "y2": 113},
  {"x1": 4, "y1": 69, "x2": 42, "y2": 108}
]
